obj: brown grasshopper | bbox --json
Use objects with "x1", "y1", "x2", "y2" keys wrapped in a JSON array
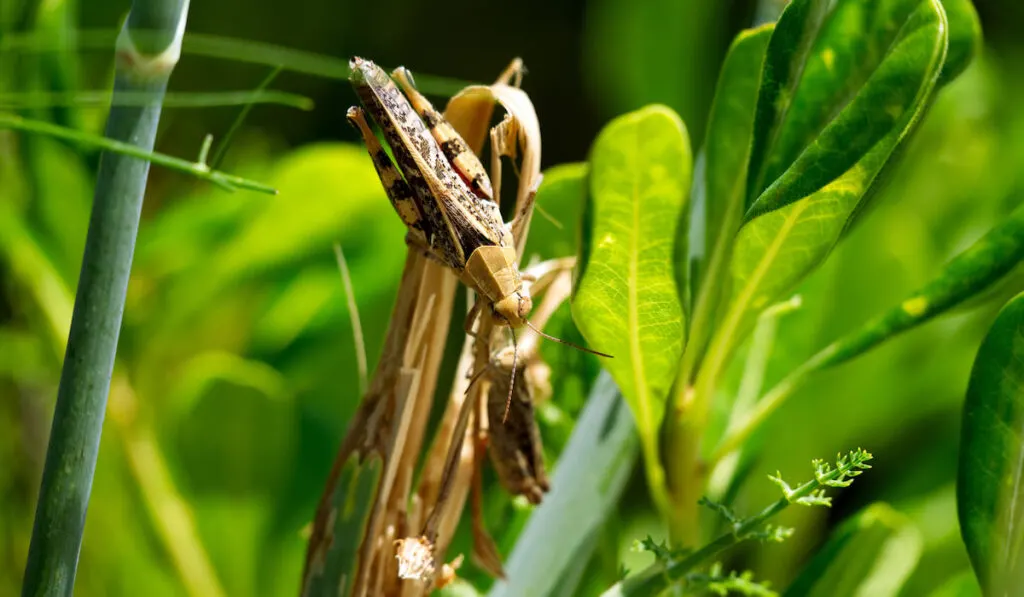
[
  {"x1": 347, "y1": 57, "x2": 531, "y2": 330},
  {"x1": 346, "y1": 57, "x2": 611, "y2": 419},
  {"x1": 484, "y1": 344, "x2": 550, "y2": 504}
]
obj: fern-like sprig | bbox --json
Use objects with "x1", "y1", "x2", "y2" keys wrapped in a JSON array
[{"x1": 602, "y1": 449, "x2": 873, "y2": 597}]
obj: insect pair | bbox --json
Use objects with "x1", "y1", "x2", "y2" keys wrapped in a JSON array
[{"x1": 346, "y1": 57, "x2": 610, "y2": 422}]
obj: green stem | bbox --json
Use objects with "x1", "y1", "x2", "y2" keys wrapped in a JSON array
[
  {"x1": 0, "y1": 113, "x2": 276, "y2": 193},
  {"x1": 21, "y1": 3, "x2": 192, "y2": 595},
  {"x1": 603, "y1": 451, "x2": 873, "y2": 597},
  {"x1": 0, "y1": 88, "x2": 313, "y2": 110}
]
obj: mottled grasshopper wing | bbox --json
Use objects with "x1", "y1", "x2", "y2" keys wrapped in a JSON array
[
  {"x1": 348, "y1": 57, "x2": 533, "y2": 329},
  {"x1": 348, "y1": 58, "x2": 509, "y2": 272},
  {"x1": 485, "y1": 346, "x2": 550, "y2": 504}
]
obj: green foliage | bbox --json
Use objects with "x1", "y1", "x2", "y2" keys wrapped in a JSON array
[
  {"x1": 605, "y1": 450, "x2": 873, "y2": 597},
  {"x1": 957, "y1": 291, "x2": 1024, "y2": 595},
  {"x1": 719, "y1": 0, "x2": 950, "y2": 367},
  {"x1": 3, "y1": 0, "x2": 1020, "y2": 594},
  {"x1": 488, "y1": 373, "x2": 638, "y2": 597},
  {"x1": 783, "y1": 503, "x2": 923, "y2": 597},
  {"x1": 572, "y1": 104, "x2": 692, "y2": 512}
]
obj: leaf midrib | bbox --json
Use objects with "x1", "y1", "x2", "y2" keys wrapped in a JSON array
[{"x1": 629, "y1": 122, "x2": 652, "y2": 437}]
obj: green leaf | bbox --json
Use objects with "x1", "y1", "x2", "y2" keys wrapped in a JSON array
[
  {"x1": 686, "y1": 24, "x2": 773, "y2": 374},
  {"x1": 572, "y1": 104, "x2": 691, "y2": 508},
  {"x1": 698, "y1": 0, "x2": 949, "y2": 396},
  {"x1": 957, "y1": 291, "x2": 1024, "y2": 596},
  {"x1": 818, "y1": 204, "x2": 1024, "y2": 369},
  {"x1": 937, "y1": 0, "x2": 982, "y2": 86},
  {"x1": 784, "y1": 503, "x2": 922, "y2": 597},
  {"x1": 487, "y1": 372, "x2": 638, "y2": 597},
  {"x1": 746, "y1": 0, "x2": 947, "y2": 213},
  {"x1": 711, "y1": 203, "x2": 1024, "y2": 464}
]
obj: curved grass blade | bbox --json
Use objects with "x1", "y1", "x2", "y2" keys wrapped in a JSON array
[
  {"x1": 487, "y1": 372, "x2": 638, "y2": 597},
  {"x1": 0, "y1": 29, "x2": 474, "y2": 96},
  {"x1": 572, "y1": 104, "x2": 691, "y2": 517},
  {"x1": 957, "y1": 291, "x2": 1024, "y2": 595}
]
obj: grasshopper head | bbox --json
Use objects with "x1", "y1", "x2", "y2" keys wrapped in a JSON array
[{"x1": 492, "y1": 291, "x2": 532, "y2": 328}]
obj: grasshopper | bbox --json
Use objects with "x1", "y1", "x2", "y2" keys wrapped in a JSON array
[
  {"x1": 484, "y1": 344, "x2": 550, "y2": 504},
  {"x1": 347, "y1": 57, "x2": 531, "y2": 330},
  {"x1": 346, "y1": 57, "x2": 611, "y2": 420}
]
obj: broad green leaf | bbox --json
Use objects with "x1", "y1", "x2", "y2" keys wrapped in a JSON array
[
  {"x1": 784, "y1": 503, "x2": 923, "y2": 597},
  {"x1": 572, "y1": 104, "x2": 690, "y2": 498},
  {"x1": 745, "y1": 0, "x2": 948, "y2": 213},
  {"x1": 957, "y1": 291, "x2": 1024, "y2": 596},
  {"x1": 686, "y1": 24, "x2": 773, "y2": 370},
  {"x1": 487, "y1": 372, "x2": 638, "y2": 597},
  {"x1": 706, "y1": 0, "x2": 948, "y2": 384},
  {"x1": 938, "y1": 0, "x2": 982, "y2": 86}
]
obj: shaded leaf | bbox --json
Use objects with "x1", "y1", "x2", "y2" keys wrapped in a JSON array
[
  {"x1": 687, "y1": 24, "x2": 773, "y2": 370},
  {"x1": 708, "y1": 0, "x2": 949, "y2": 378},
  {"x1": 818, "y1": 204, "x2": 1024, "y2": 369},
  {"x1": 784, "y1": 503, "x2": 922, "y2": 597},
  {"x1": 957, "y1": 291, "x2": 1024, "y2": 596},
  {"x1": 746, "y1": 0, "x2": 947, "y2": 214},
  {"x1": 938, "y1": 0, "x2": 982, "y2": 86},
  {"x1": 572, "y1": 104, "x2": 691, "y2": 458},
  {"x1": 487, "y1": 372, "x2": 638, "y2": 597}
]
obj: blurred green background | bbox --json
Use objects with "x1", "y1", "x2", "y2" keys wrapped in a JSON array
[{"x1": 3, "y1": 0, "x2": 1024, "y2": 595}]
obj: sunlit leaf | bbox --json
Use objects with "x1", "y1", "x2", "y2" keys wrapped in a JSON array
[
  {"x1": 572, "y1": 104, "x2": 690, "y2": 496},
  {"x1": 957, "y1": 291, "x2": 1024, "y2": 595},
  {"x1": 784, "y1": 503, "x2": 922, "y2": 597},
  {"x1": 487, "y1": 372, "x2": 638, "y2": 597}
]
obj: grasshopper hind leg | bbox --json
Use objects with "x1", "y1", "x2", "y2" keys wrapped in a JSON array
[{"x1": 346, "y1": 106, "x2": 429, "y2": 245}]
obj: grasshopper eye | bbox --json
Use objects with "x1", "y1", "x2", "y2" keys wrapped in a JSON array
[
  {"x1": 492, "y1": 295, "x2": 527, "y2": 328},
  {"x1": 516, "y1": 293, "x2": 533, "y2": 320}
]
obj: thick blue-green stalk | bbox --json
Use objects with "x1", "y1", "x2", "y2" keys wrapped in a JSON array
[{"x1": 21, "y1": 2, "x2": 190, "y2": 596}]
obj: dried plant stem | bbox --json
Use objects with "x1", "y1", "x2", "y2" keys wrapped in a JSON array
[{"x1": 21, "y1": 3, "x2": 191, "y2": 596}]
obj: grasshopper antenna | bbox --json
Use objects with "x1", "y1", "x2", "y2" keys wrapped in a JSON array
[
  {"x1": 524, "y1": 320, "x2": 613, "y2": 359},
  {"x1": 502, "y1": 326, "x2": 518, "y2": 424}
]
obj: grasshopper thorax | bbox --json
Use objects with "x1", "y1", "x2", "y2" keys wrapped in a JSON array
[{"x1": 463, "y1": 244, "x2": 533, "y2": 328}]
